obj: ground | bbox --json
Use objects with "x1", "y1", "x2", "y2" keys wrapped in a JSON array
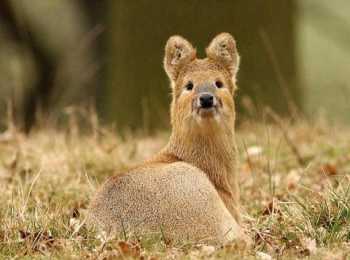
[{"x1": 0, "y1": 117, "x2": 350, "y2": 259}]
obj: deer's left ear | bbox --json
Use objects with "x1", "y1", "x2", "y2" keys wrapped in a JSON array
[{"x1": 206, "y1": 33, "x2": 240, "y2": 77}]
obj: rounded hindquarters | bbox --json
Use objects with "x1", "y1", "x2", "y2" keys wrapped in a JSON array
[{"x1": 89, "y1": 162, "x2": 242, "y2": 244}]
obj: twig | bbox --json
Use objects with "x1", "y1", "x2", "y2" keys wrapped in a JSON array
[
  {"x1": 259, "y1": 29, "x2": 301, "y2": 121},
  {"x1": 265, "y1": 108, "x2": 306, "y2": 167},
  {"x1": 21, "y1": 169, "x2": 42, "y2": 217}
]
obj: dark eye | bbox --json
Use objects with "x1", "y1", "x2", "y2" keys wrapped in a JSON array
[
  {"x1": 215, "y1": 80, "x2": 224, "y2": 88},
  {"x1": 185, "y1": 81, "x2": 194, "y2": 91}
]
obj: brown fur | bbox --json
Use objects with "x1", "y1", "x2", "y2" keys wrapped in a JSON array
[{"x1": 89, "y1": 33, "x2": 244, "y2": 244}]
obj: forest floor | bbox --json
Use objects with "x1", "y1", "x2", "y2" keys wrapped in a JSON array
[{"x1": 1, "y1": 117, "x2": 350, "y2": 259}]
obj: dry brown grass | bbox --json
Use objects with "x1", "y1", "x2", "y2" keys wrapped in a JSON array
[{"x1": 0, "y1": 116, "x2": 350, "y2": 259}]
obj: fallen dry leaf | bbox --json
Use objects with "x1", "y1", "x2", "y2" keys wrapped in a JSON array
[
  {"x1": 285, "y1": 169, "x2": 301, "y2": 190},
  {"x1": 320, "y1": 163, "x2": 338, "y2": 176},
  {"x1": 256, "y1": 251, "x2": 272, "y2": 260},
  {"x1": 197, "y1": 244, "x2": 216, "y2": 256},
  {"x1": 247, "y1": 145, "x2": 263, "y2": 157},
  {"x1": 117, "y1": 241, "x2": 141, "y2": 258},
  {"x1": 69, "y1": 217, "x2": 80, "y2": 232},
  {"x1": 301, "y1": 238, "x2": 317, "y2": 255},
  {"x1": 262, "y1": 198, "x2": 281, "y2": 216},
  {"x1": 19, "y1": 229, "x2": 58, "y2": 253}
]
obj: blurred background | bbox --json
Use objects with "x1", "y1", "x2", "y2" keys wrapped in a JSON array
[{"x1": 0, "y1": 0, "x2": 349, "y2": 133}]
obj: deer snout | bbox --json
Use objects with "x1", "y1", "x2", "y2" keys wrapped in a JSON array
[{"x1": 199, "y1": 93, "x2": 216, "y2": 109}]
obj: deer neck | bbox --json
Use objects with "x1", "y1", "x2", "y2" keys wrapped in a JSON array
[{"x1": 162, "y1": 124, "x2": 237, "y2": 192}]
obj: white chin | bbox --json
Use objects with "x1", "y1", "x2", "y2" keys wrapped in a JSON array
[{"x1": 193, "y1": 110, "x2": 221, "y2": 124}]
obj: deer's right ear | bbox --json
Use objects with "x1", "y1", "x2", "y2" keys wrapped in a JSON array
[{"x1": 164, "y1": 35, "x2": 196, "y2": 81}]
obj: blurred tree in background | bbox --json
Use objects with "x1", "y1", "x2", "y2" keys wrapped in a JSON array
[
  {"x1": 0, "y1": 0, "x2": 349, "y2": 133},
  {"x1": 0, "y1": 0, "x2": 103, "y2": 132}
]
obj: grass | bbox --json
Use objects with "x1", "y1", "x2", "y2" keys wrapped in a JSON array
[{"x1": 0, "y1": 116, "x2": 350, "y2": 259}]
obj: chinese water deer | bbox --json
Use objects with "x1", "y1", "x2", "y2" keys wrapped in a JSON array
[{"x1": 90, "y1": 33, "x2": 245, "y2": 244}]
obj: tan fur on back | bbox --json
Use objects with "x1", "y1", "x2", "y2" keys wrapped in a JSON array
[
  {"x1": 90, "y1": 162, "x2": 241, "y2": 243},
  {"x1": 90, "y1": 33, "x2": 245, "y2": 244}
]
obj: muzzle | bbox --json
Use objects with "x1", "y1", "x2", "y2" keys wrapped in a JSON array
[{"x1": 194, "y1": 83, "x2": 218, "y2": 110}]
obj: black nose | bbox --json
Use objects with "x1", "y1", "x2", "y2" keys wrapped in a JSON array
[{"x1": 199, "y1": 93, "x2": 214, "y2": 108}]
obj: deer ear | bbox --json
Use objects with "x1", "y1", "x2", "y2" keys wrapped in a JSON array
[
  {"x1": 164, "y1": 35, "x2": 196, "y2": 81},
  {"x1": 206, "y1": 33, "x2": 240, "y2": 77}
]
